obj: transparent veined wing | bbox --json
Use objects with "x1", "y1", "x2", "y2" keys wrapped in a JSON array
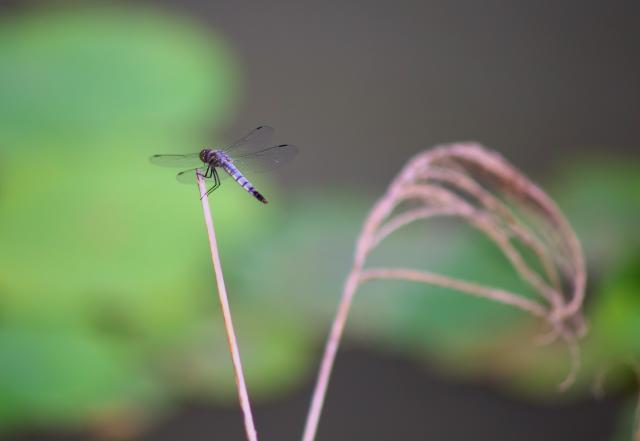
[
  {"x1": 222, "y1": 125, "x2": 275, "y2": 156},
  {"x1": 150, "y1": 153, "x2": 201, "y2": 168},
  {"x1": 176, "y1": 168, "x2": 217, "y2": 185},
  {"x1": 232, "y1": 144, "x2": 299, "y2": 174}
]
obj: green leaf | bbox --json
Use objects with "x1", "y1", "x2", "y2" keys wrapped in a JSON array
[
  {"x1": 0, "y1": 326, "x2": 162, "y2": 429},
  {"x1": 0, "y1": 6, "x2": 239, "y2": 151}
]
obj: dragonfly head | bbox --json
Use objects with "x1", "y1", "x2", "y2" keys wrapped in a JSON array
[{"x1": 199, "y1": 148, "x2": 214, "y2": 163}]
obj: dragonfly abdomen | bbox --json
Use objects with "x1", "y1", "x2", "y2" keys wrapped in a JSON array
[{"x1": 222, "y1": 162, "x2": 268, "y2": 204}]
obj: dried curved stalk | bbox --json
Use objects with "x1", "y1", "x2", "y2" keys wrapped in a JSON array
[{"x1": 302, "y1": 143, "x2": 587, "y2": 441}]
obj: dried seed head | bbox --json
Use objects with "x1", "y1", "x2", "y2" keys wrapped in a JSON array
[{"x1": 354, "y1": 143, "x2": 587, "y2": 389}]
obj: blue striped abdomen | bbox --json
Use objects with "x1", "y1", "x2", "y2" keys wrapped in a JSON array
[{"x1": 222, "y1": 162, "x2": 268, "y2": 204}]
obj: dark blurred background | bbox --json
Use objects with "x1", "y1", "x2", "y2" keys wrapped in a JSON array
[{"x1": 0, "y1": 1, "x2": 638, "y2": 440}]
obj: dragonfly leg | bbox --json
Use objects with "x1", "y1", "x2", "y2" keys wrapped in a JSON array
[
  {"x1": 203, "y1": 168, "x2": 221, "y2": 198},
  {"x1": 195, "y1": 165, "x2": 211, "y2": 181}
]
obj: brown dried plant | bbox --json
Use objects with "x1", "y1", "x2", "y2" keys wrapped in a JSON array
[{"x1": 302, "y1": 143, "x2": 587, "y2": 441}]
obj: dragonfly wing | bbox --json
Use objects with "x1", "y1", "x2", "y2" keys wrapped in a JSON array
[
  {"x1": 150, "y1": 153, "x2": 202, "y2": 168},
  {"x1": 222, "y1": 126, "x2": 275, "y2": 156},
  {"x1": 232, "y1": 144, "x2": 299, "y2": 174}
]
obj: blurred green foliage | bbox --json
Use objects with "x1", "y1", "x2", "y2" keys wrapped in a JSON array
[
  {"x1": 0, "y1": 4, "x2": 639, "y2": 438},
  {"x1": 0, "y1": 4, "x2": 311, "y2": 432},
  {"x1": 0, "y1": 6, "x2": 236, "y2": 149}
]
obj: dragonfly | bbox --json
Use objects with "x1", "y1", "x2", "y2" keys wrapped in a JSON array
[{"x1": 150, "y1": 126, "x2": 298, "y2": 204}]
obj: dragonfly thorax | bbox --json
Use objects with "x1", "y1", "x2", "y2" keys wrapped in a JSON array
[{"x1": 199, "y1": 149, "x2": 231, "y2": 167}]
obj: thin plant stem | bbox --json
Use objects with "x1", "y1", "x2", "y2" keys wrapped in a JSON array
[
  {"x1": 302, "y1": 270, "x2": 360, "y2": 441},
  {"x1": 359, "y1": 267, "x2": 548, "y2": 318},
  {"x1": 196, "y1": 170, "x2": 258, "y2": 441},
  {"x1": 301, "y1": 264, "x2": 551, "y2": 441}
]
